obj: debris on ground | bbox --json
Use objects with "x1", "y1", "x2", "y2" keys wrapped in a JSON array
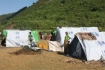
[{"x1": 9, "y1": 48, "x2": 41, "y2": 55}]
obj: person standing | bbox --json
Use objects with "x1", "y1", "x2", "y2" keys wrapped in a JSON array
[
  {"x1": 28, "y1": 32, "x2": 33, "y2": 43},
  {"x1": 64, "y1": 32, "x2": 70, "y2": 55}
]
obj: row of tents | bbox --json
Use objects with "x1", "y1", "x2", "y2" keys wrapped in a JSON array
[{"x1": 1, "y1": 27, "x2": 105, "y2": 61}]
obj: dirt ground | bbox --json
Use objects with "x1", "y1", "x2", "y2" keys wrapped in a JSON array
[{"x1": 0, "y1": 40, "x2": 105, "y2": 70}]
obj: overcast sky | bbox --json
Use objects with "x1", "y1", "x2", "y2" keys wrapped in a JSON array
[{"x1": 0, "y1": 0, "x2": 38, "y2": 15}]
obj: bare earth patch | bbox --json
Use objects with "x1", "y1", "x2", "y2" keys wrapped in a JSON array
[{"x1": 0, "y1": 40, "x2": 105, "y2": 70}]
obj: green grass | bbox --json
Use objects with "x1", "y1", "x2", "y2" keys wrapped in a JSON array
[{"x1": 0, "y1": 0, "x2": 105, "y2": 31}]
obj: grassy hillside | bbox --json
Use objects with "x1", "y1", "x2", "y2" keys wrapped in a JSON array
[
  {"x1": 0, "y1": 13, "x2": 12, "y2": 30},
  {"x1": 0, "y1": 13, "x2": 13, "y2": 23},
  {"x1": 0, "y1": 0, "x2": 105, "y2": 31}
]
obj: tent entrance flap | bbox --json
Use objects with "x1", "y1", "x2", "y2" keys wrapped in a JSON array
[{"x1": 69, "y1": 36, "x2": 86, "y2": 60}]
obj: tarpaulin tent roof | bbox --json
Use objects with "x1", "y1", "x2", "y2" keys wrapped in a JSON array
[
  {"x1": 5, "y1": 30, "x2": 40, "y2": 47},
  {"x1": 69, "y1": 32, "x2": 105, "y2": 61},
  {"x1": 56, "y1": 27, "x2": 99, "y2": 46}
]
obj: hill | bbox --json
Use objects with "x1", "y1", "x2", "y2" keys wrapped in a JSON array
[
  {"x1": 0, "y1": 0, "x2": 105, "y2": 31},
  {"x1": 0, "y1": 13, "x2": 12, "y2": 30}
]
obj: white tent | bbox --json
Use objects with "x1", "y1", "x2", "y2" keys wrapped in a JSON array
[
  {"x1": 56, "y1": 27, "x2": 99, "y2": 46},
  {"x1": 6, "y1": 30, "x2": 31, "y2": 47},
  {"x1": 69, "y1": 32, "x2": 105, "y2": 61}
]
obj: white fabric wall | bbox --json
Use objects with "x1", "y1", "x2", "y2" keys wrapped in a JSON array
[
  {"x1": 76, "y1": 32, "x2": 105, "y2": 61},
  {"x1": 6, "y1": 30, "x2": 31, "y2": 47},
  {"x1": 56, "y1": 27, "x2": 99, "y2": 45},
  {"x1": 49, "y1": 41, "x2": 63, "y2": 52},
  {"x1": 56, "y1": 27, "x2": 105, "y2": 61}
]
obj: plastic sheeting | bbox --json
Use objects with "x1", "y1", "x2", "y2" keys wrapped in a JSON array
[
  {"x1": 49, "y1": 41, "x2": 63, "y2": 52},
  {"x1": 31, "y1": 31, "x2": 39, "y2": 42},
  {"x1": 6, "y1": 30, "x2": 31, "y2": 47},
  {"x1": 76, "y1": 32, "x2": 105, "y2": 61},
  {"x1": 56, "y1": 27, "x2": 99, "y2": 45},
  {"x1": 2, "y1": 30, "x2": 7, "y2": 40}
]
